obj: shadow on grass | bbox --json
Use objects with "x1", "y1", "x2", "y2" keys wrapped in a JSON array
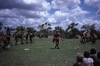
[
  {"x1": 50, "y1": 48, "x2": 60, "y2": 49},
  {"x1": 50, "y1": 48, "x2": 56, "y2": 50}
]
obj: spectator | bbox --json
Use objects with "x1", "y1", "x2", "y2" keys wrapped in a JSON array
[
  {"x1": 83, "y1": 51, "x2": 94, "y2": 66},
  {"x1": 91, "y1": 33, "x2": 97, "y2": 44},
  {"x1": 95, "y1": 52, "x2": 100, "y2": 66},
  {"x1": 90, "y1": 48, "x2": 97, "y2": 59},
  {"x1": 90, "y1": 48, "x2": 98, "y2": 66},
  {"x1": 73, "y1": 56, "x2": 87, "y2": 66}
]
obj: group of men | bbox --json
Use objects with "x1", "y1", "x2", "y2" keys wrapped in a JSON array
[
  {"x1": 0, "y1": 27, "x2": 98, "y2": 50},
  {"x1": 52, "y1": 30, "x2": 98, "y2": 49},
  {"x1": 80, "y1": 31, "x2": 97, "y2": 44},
  {"x1": 0, "y1": 27, "x2": 35, "y2": 50}
]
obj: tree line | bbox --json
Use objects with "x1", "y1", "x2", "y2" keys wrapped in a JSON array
[{"x1": 0, "y1": 22, "x2": 100, "y2": 39}]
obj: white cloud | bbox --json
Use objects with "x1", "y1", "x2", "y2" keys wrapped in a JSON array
[
  {"x1": 96, "y1": 8, "x2": 100, "y2": 17},
  {"x1": 47, "y1": 17, "x2": 57, "y2": 23},
  {"x1": 0, "y1": 9, "x2": 42, "y2": 18},
  {"x1": 81, "y1": 18, "x2": 100, "y2": 30},
  {"x1": 82, "y1": 18, "x2": 100, "y2": 25},
  {"x1": 0, "y1": 9, "x2": 18, "y2": 18},
  {"x1": 45, "y1": 6, "x2": 90, "y2": 30},
  {"x1": 84, "y1": 0, "x2": 100, "y2": 17},
  {"x1": 39, "y1": 11, "x2": 50, "y2": 18},
  {"x1": 42, "y1": 1, "x2": 51, "y2": 11},
  {"x1": 0, "y1": 0, "x2": 100, "y2": 30},
  {"x1": 0, "y1": 0, "x2": 52, "y2": 29},
  {"x1": 52, "y1": 0, "x2": 81, "y2": 10},
  {"x1": 84, "y1": 0, "x2": 100, "y2": 7},
  {"x1": 70, "y1": 6, "x2": 89, "y2": 16},
  {"x1": 53, "y1": 11, "x2": 68, "y2": 22},
  {"x1": 23, "y1": 0, "x2": 51, "y2": 11}
]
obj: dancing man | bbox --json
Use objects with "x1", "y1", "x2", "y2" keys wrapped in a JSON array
[{"x1": 53, "y1": 30, "x2": 61, "y2": 49}]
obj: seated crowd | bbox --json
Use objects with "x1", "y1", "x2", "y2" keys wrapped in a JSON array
[{"x1": 73, "y1": 48, "x2": 100, "y2": 66}]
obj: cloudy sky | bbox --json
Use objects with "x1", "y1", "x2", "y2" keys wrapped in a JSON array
[{"x1": 0, "y1": 0, "x2": 100, "y2": 30}]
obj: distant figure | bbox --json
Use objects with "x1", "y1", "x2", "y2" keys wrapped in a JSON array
[
  {"x1": 14, "y1": 30, "x2": 24, "y2": 45},
  {"x1": 29, "y1": 32, "x2": 34, "y2": 43},
  {"x1": 25, "y1": 31, "x2": 29, "y2": 43},
  {"x1": 38, "y1": 32, "x2": 42, "y2": 39},
  {"x1": 86, "y1": 32, "x2": 91, "y2": 43},
  {"x1": 80, "y1": 31, "x2": 87, "y2": 44},
  {"x1": 83, "y1": 51, "x2": 94, "y2": 66},
  {"x1": 14, "y1": 31, "x2": 19, "y2": 45},
  {"x1": 82, "y1": 31, "x2": 87, "y2": 44},
  {"x1": 1, "y1": 34, "x2": 8, "y2": 49},
  {"x1": 20, "y1": 31, "x2": 24, "y2": 44},
  {"x1": 6, "y1": 27, "x2": 11, "y2": 45},
  {"x1": 53, "y1": 30, "x2": 61, "y2": 49},
  {"x1": 91, "y1": 33, "x2": 97, "y2": 44}
]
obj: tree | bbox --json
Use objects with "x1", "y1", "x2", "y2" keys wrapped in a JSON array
[
  {"x1": 54, "y1": 26, "x2": 65, "y2": 34},
  {"x1": 0, "y1": 22, "x2": 3, "y2": 36},
  {"x1": 44, "y1": 22, "x2": 51, "y2": 33},
  {"x1": 38, "y1": 22, "x2": 51, "y2": 34},
  {"x1": 44, "y1": 22, "x2": 51, "y2": 28},
  {"x1": 65, "y1": 22, "x2": 79, "y2": 38},
  {"x1": 26, "y1": 27, "x2": 34, "y2": 33},
  {"x1": 38, "y1": 24, "x2": 45, "y2": 32},
  {"x1": 0, "y1": 22, "x2": 3, "y2": 31},
  {"x1": 81, "y1": 24, "x2": 90, "y2": 31},
  {"x1": 81, "y1": 24, "x2": 96, "y2": 33},
  {"x1": 69, "y1": 22, "x2": 78, "y2": 29},
  {"x1": 47, "y1": 27, "x2": 52, "y2": 32},
  {"x1": 16, "y1": 26, "x2": 25, "y2": 32}
]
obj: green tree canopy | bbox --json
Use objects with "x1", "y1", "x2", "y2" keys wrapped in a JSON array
[
  {"x1": 81, "y1": 24, "x2": 96, "y2": 33},
  {"x1": 54, "y1": 26, "x2": 65, "y2": 34},
  {"x1": 16, "y1": 26, "x2": 25, "y2": 32},
  {"x1": 26, "y1": 27, "x2": 34, "y2": 33}
]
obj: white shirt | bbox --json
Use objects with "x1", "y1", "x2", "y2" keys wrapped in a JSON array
[{"x1": 83, "y1": 58, "x2": 94, "y2": 66}]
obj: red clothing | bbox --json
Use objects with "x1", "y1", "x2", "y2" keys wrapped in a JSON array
[
  {"x1": 53, "y1": 37, "x2": 59, "y2": 41},
  {"x1": 83, "y1": 33, "x2": 87, "y2": 38},
  {"x1": 53, "y1": 33, "x2": 60, "y2": 42}
]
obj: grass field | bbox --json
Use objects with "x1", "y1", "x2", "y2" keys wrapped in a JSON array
[{"x1": 0, "y1": 38, "x2": 100, "y2": 66}]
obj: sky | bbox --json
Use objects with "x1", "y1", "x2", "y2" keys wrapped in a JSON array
[{"x1": 0, "y1": 0, "x2": 100, "y2": 30}]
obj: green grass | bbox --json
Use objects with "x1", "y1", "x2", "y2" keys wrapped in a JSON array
[{"x1": 0, "y1": 38, "x2": 100, "y2": 66}]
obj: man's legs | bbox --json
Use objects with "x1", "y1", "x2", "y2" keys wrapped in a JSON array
[{"x1": 55, "y1": 40, "x2": 59, "y2": 49}]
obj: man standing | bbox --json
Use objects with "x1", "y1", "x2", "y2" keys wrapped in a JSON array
[
  {"x1": 53, "y1": 30, "x2": 61, "y2": 49},
  {"x1": 6, "y1": 27, "x2": 11, "y2": 45}
]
